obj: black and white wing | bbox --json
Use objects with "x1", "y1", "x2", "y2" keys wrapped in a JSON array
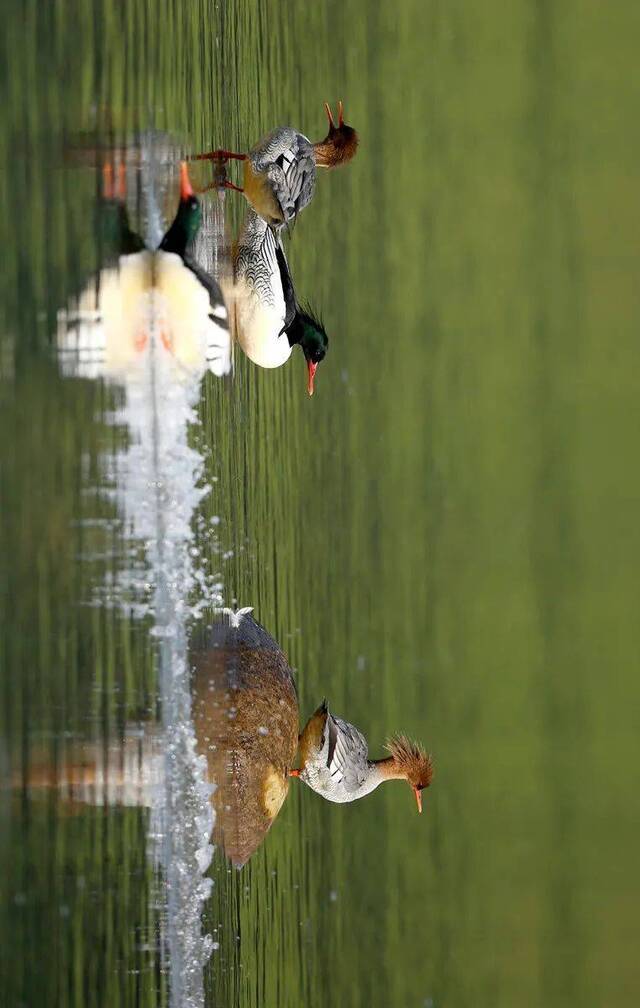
[
  {"x1": 326, "y1": 713, "x2": 370, "y2": 793},
  {"x1": 266, "y1": 151, "x2": 316, "y2": 226},
  {"x1": 254, "y1": 128, "x2": 317, "y2": 226}
]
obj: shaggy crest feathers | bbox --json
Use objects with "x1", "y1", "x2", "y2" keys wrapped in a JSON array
[
  {"x1": 327, "y1": 124, "x2": 359, "y2": 165},
  {"x1": 385, "y1": 735, "x2": 434, "y2": 790},
  {"x1": 313, "y1": 101, "x2": 359, "y2": 168},
  {"x1": 299, "y1": 302, "x2": 325, "y2": 333}
]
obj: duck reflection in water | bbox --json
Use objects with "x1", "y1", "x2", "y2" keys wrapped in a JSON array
[{"x1": 57, "y1": 161, "x2": 230, "y2": 379}]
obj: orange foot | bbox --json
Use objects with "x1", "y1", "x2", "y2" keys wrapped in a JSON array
[
  {"x1": 189, "y1": 149, "x2": 247, "y2": 162},
  {"x1": 134, "y1": 330, "x2": 148, "y2": 353},
  {"x1": 102, "y1": 160, "x2": 127, "y2": 200}
]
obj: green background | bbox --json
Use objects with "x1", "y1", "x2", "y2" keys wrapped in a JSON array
[{"x1": 1, "y1": 1, "x2": 639, "y2": 1006}]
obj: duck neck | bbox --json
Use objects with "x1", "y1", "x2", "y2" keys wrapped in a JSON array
[
  {"x1": 312, "y1": 140, "x2": 340, "y2": 168},
  {"x1": 284, "y1": 312, "x2": 305, "y2": 348},
  {"x1": 159, "y1": 217, "x2": 189, "y2": 257},
  {"x1": 98, "y1": 202, "x2": 144, "y2": 259},
  {"x1": 370, "y1": 756, "x2": 407, "y2": 783},
  {"x1": 347, "y1": 760, "x2": 401, "y2": 799}
]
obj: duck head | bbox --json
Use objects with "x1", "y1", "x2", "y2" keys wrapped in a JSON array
[
  {"x1": 383, "y1": 735, "x2": 434, "y2": 813},
  {"x1": 97, "y1": 162, "x2": 144, "y2": 258},
  {"x1": 159, "y1": 162, "x2": 202, "y2": 255},
  {"x1": 284, "y1": 307, "x2": 328, "y2": 396},
  {"x1": 313, "y1": 100, "x2": 359, "y2": 168}
]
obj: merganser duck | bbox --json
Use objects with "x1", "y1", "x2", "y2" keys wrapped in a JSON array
[
  {"x1": 192, "y1": 101, "x2": 358, "y2": 230},
  {"x1": 290, "y1": 701, "x2": 433, "y2": 813},
  {"x1": 191, "y1": 607, "x2": 299, "y2": 866},
  {"x1": 229, "y1": 206, "x2": 327, "y2": 394},
  {"x1": 57, "y1": 162, "x2": 231, "y2": 378}
]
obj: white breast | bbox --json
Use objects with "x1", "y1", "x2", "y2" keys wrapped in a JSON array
[
  {"x1": 57, "y1": 251, "x2": 231, "y2": 379},
  {"x1": 230, "y1": 209, "x2": 291, "y2": 369},
  {"x1": 301, "y1": 759, "x2": 383, "y2": 804}
]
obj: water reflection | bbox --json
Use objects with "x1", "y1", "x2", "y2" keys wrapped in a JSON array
[
  {"x1": 57, "y1": 161, "x2": 231, "y2": 382},
  {"x1": 54, "y1": 142, "x2": 227, "y2": 1007}
]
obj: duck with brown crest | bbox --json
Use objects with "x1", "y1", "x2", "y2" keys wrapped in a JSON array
[
  {"x1": 190, "y1": 608, "x2": 299, "y2": 867},
  {"x1": 291, "y1": 701, "x2": 434, "y2": 813},
  {"x1": 192, "y1": 100, "x2": 358, "y2": 231}
]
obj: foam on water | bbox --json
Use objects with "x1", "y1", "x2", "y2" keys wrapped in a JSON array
[{"x1": 55, "y1": 145, "x2": 227, "y2": 1007}]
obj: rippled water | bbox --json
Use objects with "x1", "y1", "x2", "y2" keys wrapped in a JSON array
[{"x1": 2, "y1": 2, "x2": 639, "y2": 1007}]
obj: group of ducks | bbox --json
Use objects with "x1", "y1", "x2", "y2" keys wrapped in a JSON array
[
  {"x1": 60, "y1": 102, "x2": 358, "y2": 392},
  {"x1": 193, "y1": 100, "x2": 358, "y2": 394},
  {"x1": 52, "y1": 106, "x2": 434, "y2": 863},
  {"x1": 20, "y1": 607, "x2": 432, "y2": 868},
  {"x1": 192, "y1": 608, "x2": 433, "y2": 866}
]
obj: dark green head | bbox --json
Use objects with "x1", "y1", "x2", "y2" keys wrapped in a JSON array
[
  {"x1": 286, "y1": 307, "x2": 328, "y2": 396},
  {"x1": 96, "y1": 162, "x2": 144, "y2": 260},
  {"x1": 96, "y1": 200, "x2": 144, "y2": 260},
  {"x1": 159, "y1": 162, "x2": 202, "y2": 257}
]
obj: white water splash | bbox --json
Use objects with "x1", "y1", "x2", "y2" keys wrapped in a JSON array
[
  {"x1": 55, "y1": 144, "x2": 229, "y2": 1007},
  {"x1": 130, "y1": 338, "x2": 216, "y2": 1008}
]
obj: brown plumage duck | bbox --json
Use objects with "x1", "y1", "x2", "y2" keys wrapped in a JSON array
[{"x1": 191, "y1": 608, "x2": 299, "y2": 866}]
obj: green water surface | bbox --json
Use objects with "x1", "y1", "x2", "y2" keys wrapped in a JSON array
[{"x1": 1, "y1": 2, "x2": 639, "y2": 1007}]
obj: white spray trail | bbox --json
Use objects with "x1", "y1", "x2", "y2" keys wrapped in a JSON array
[{"x1": 56, "y1": 138, "x2": 228, "y2": 1007}]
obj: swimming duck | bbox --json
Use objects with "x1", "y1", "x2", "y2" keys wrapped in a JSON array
[
  {"x1": 290, "y1": 701, "x2": 433, "y2": 813},
  {"x1": 228, "y1": 206, "x2": 327, "y2": 394},
  {"x1": 57, "y1": 161, "x2": 231, "y2": 378},
  {"x1": 192, "y1": 101, "x2": 358, "y2": 230}
]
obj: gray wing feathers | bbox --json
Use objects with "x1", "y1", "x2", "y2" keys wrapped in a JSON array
[
  {"x1": 252, "y1": 128, "x2": 316, "y2": 225},
  {"x1": 252, "y1": 127, "x2": 304, "y2": 165},
  {"x1": 326, "y1": 714, "x2": 369, "y2": 792}
]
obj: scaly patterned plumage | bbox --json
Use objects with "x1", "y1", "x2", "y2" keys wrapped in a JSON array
[{"x1": 231, "y1": 207, "x2": 293, "y2": 368}]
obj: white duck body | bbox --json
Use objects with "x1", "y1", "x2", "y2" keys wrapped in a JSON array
[
  {"x1": 57, "y1": 250, "x2": 231, "y2": 380},
  {"x1": 229, "y1": 207, "x2": 294, "y2": 369},
  {"x1": 297, "y1": 703, "x2": 386, "y2": 803}
]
